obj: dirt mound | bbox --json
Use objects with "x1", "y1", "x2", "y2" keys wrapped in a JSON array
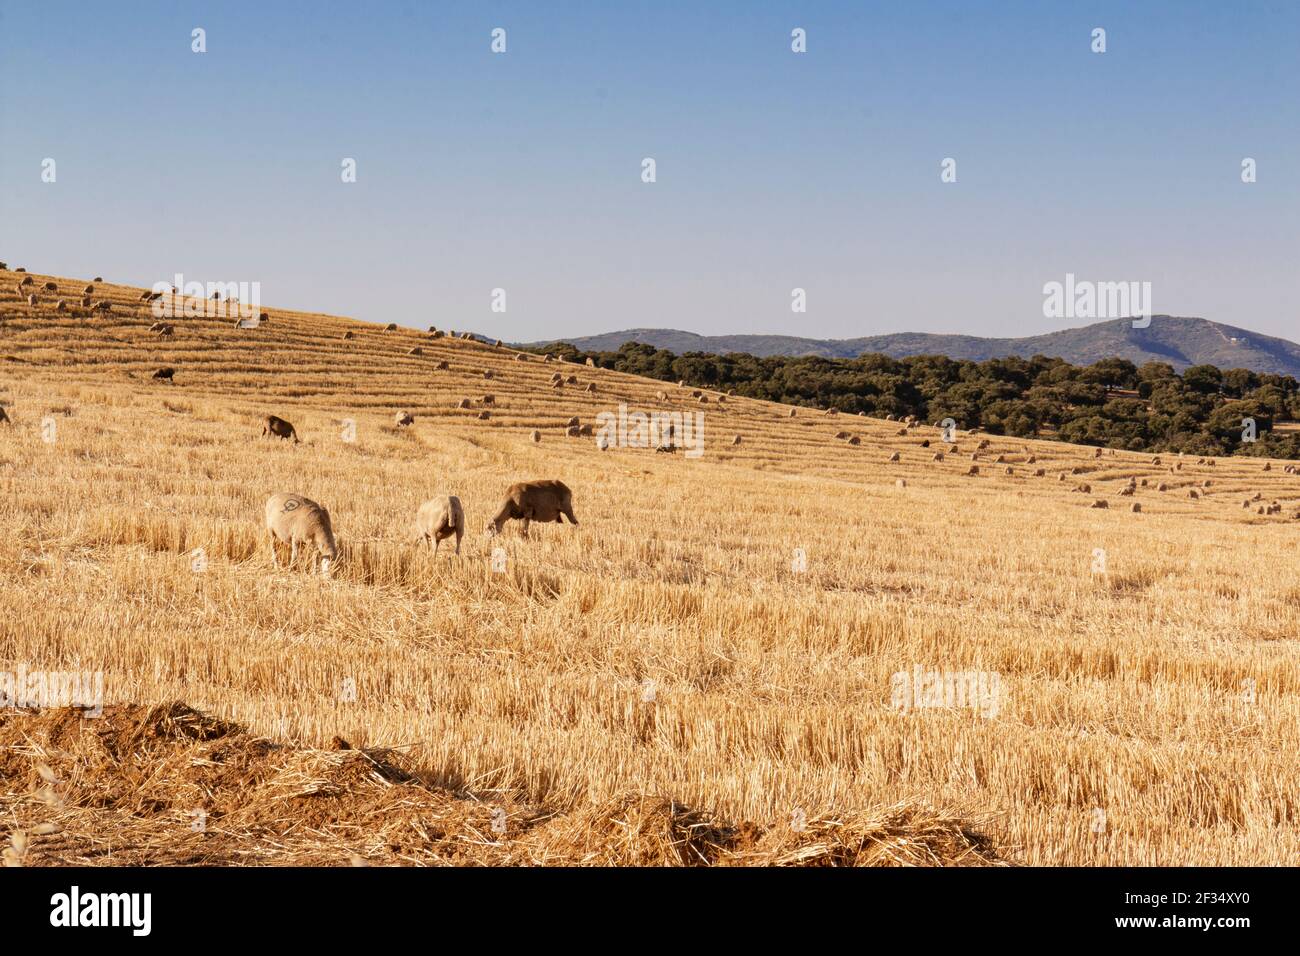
[{"x1": 0, "y1": 704, "x2": 1009, "y2": 866}]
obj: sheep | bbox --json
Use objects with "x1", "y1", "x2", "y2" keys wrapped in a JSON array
[
  {"x1": 887, "y1": 451, "x2": 900, "y2": 462},
  {"x1": 1188, "y1": 489, "x2": 1200, "y2": 499},
  {"x1": 732, "y1": 434, "x2": 742, "y2": 445},
  {"x1": 586, "y1": 383, "x2": 597, "y2": 393},
  {"x1": 26, "y1": 294, "x2": 36, "y2": 307},
  {"x1": 483, "y1": 369, "x2": 494, "y2": 380},
  {"x1": 156, "y1": 324, "x2": 174, "y2": 337},
  {"x1": 265, "y1": 492, "x2": 337, "y2": 570},
  {"x1": 413, "y1": 496, "x2": 465, "y2": 556},
  {"x1": 0, "y1": 262, "x2": 6, "y2": 270},
  {"x1": 565, "y1": 425, "x2": 581, "y2": 438},
  {"x1": 920, "y1": 439, "x2": 931, "y2": 448},
  {"x1": 655, "y1": 391, "x2": 667, "y2": 402},
  {"x1": 460, "y1": 332, "x2": 473, "y2": 340},
  {"x1": 578, "y1": 423, "x2": 594, "y2": 436},
  {"x1": 895, "y1": 428, "x2": 907, "y2": 437},
  {"x1": 1075, "y1": 483, "x2": 1092, "y2": 493},
  {"x1": 1033, "y1": 468, "x2": 1045, "y2": 477},
  {"x1": 826, "y1": 407, "x2": 839, "y2": 416},
  {"x1": 1131, "y1": 503, "x2": 1142, "y2": 513},
  {"x1": 1263, "y1": 462, "x2": 1271, "y2": 472},
  {"x1": 93, "y1": 276, "x2": 103, "y2": 282},
  {"x1": 1091, "y1": 500, "x2": 1108, "y2": 509},
  {"x1": 847, "y1": 436, "x2": 861, "y2": 446},
  {"x1": 566, "y1": 375, "x2": 578, "y2": 385},
  {"x1": 259, "y1": 312, "x2": 270, "y2": 323},
  {"x1": 408, "y1": 347, "x2": 423, "y2": 356},
  {"x1": 431, "y1": 330, "x2": 445, "y2": 339},
  {"x1": 486, "y1": 480, "x2": 577, "y2": 538},
  {"x1": 515, "y1": 353, "x2": 528, "y2": 361},
  {"x1": 530, "y1": 429, "x2": 541, "y2": 443},
  {"x1": 0, "y1": 407, "x2": 8, "y2": 424},
  {"x1": 932, "y1": 453, "x2": 944, "y2": 462},
  {"x1": 482, "y1": 394, "x2": 496, "y2": 405},
  {"x1": 428, "y1": 325, "x2": 438, "y2": 333},
  {"x1": 787, "y1": 409, "x2": 797, "y2": 418},
  {"x1": 263, "y1": 415, "x2": 300, "y2": 443},
  {"x1": 93, "y1": 300, "x2": 111, "y2": 313},
  {"x1": 344, "y1": 331, "x2": 355, "y2": 340},
  {"x1": 966, "y1": 465, "x2": 979, "y2": 476},
  {"x1": 896, "y1": 479, "x2": 907, "y2": 488},
  {"x1": 551, "y1": 372, "x2": 564, "y2": 383},
  {"x1": 551, "y1": 380, "x2": 564, "y2": 390},
  {"x1": 152, "y1": 367, "x2": 175, "y2": 382},
  {"x1": 477, "y1": 410, "x2": 491, "y2": 420},
  {"x1": 1093, "y1": 448, "x2": 1103, "y2": 458},
  {"x1": 395, "y1": 411, "x2": 415, "y2": 427},
  {"x1": 976, "y1": 439, "x2": 990, "y2": 450},
  {"x1": 41, "y1": 281, "x2": 57, "y2": 293},
  {"x1": 543, "y1": 353, "x2": 554, "y2": 362},
  {"x1": 565, "y1": 417, "x2": 580, "y2": 428},
  {"x1": 55, "y1": 300, "x2": 67, "y2": 312},
  {"x1": 81, "y1": 296, "x2": 92, "y2": 308},
  {"x1": 1157, "y1": 482, "x2": 1168, "y2": 491},
  {"x1": 435, "y1": 360, "x2": 449, "y2": 370},
  {"x1": 495, "y1": 340, "x2": 503, "y2": 348},
  {"x1": 385, "y1": 323, "x2": 397, "y2": 331},
  {"x1": 18, "y1": 276, "x2": 33, "y2": 287},
  {"x1": 138, "y1": 290, "x2": 153, "y2": 301},
  {"x1": 456, "y1": 399, "x2": 471, "y2": 409},
  {"x1": 1004, "y1": 466, "x2": 1014, "y2": 475}
]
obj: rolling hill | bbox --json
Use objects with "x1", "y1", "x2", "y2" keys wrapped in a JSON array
[
  {"x1": 529, "y1": 317, "x2": 1300, "y2": 376},
  {"x1": 2, "y1": 265, "x2": 1300, "y2": 867}
]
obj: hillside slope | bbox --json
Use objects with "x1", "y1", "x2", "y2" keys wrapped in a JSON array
[
  {"x1": 3, "y1": 267, "x2": 1300, "y2": 867},
  {"x1": 531, "y1": 317, "x2": 1300, "y2": 375}
]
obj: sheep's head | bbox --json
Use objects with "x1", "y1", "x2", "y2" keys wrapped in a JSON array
[
  {"x1": 315, "y1": 524, "x2": 338, "y2": 563},
  {"x1": 484, "y1": 520, "x2": 501, "y2": 539}
]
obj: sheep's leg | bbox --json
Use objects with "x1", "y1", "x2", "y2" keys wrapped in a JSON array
[
  {"x1": 433, "y1": 536, "x2": 441, "y2": 558},
  {"x1": 562, "y1": 505, "x2": 578, "y2": 525},
  {"x1": 289, "y1": 539, "x2": 298, "y2": 569},
  {"x1": 268, "y1": 531, "x2": 279, "y2": 568},
  {"x1": 454, "y1": 529, "x2": 462, "y2": 555},
  {"x1": 520, "y1": 516, "x2": 530, "y2": 538}
]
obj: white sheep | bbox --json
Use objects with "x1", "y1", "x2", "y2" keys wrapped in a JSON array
[
  {"x1": 413, "y1": 496, "x2": 465, "y2": 556},
  {"x1": 264, "y1": 492, "x2": 337, "y2": 571}
]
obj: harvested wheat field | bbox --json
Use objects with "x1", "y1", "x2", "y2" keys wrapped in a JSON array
[{"x1": 2, "y1": 268, "x2": 1298, "y2": 866}]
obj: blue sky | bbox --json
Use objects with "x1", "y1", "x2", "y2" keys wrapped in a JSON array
[{"x1": 1, "y1": 1, "x2": 1296, "y2": 342}]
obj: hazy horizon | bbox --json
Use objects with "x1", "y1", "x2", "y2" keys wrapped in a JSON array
[{"x1": 2, "y1": 1, "x2": 1296, "y2": 342}]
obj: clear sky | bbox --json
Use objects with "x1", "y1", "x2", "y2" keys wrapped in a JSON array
[{"x1": 1, "y1": 1, "x2": 1296, "y2": 342}]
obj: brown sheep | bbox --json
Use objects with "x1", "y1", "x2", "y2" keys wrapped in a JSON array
[
  {"x1": 732, "y1": 434, "x2": 742, "y2": 445},
  {"x1": 477, "y1": 410, "x2": 491, "y2": 420},
  {"x1": 586, "y1": 383, "x2": 597, "y2": 393},
  {"x1": 263, "y1": 415, "x2": 300, "y2": 443},
  {"x1": 93, "y1": 300, "x2": 111, "y2": 313},
  {"x1": 578, "y1": 423, "x2": 594, "y2": 436},
  {"x1": 265, "y1": 492, "x2": 337, "y2": 570},
  {"x1": 55, "y1": 300, "x2": 67, "y2": 312},
  {"x1": 152, "y1": 368, "x2": 175, "y2": 382},
  {"x1": 385, "y1": 323, "x2": 397, "y2": 331},
  {"x1": 486, "y1": 480, "x2": 577, "y2": 538},
  {"x1": 566, "y1": 375, "x2": 578, "y2": 385},
  {"x1": 932, "y1": 453, "x2": 944, "y2": 462},
  {"x1": 483, "y1": 369, "x2": 494, "y2": 379},
  {"x1": 395, "y1": 411, "x2": 415, "y2": 427},
  {"x1": 42, "y1": 281, "x2": 57, "y2": 293},
  {"x1": 413, "y1": 496, "x2": 465, "y2": 556},
  {"x1": 847, "y1": 436, "x2": 861, "y2": 446},
  {"x1": 93, "y1": 276, "x2": 103, "y2": 282},
  {"x1": 530, "y1": 429, "x2": 541, "y2": 443},
  {"x1": 565, "y1": 417, "x2": 580, "y2": 428},
  {"x1": 1091, "y1": 499, "x2": 1108, "y2": 509},
  {"x1": 84, "y1": 284, "x2": 96, "y2": 295},
  {"x1": 515, "y1": 353, "x2": 528, "y2": 361},
  {"x1": 344, "y1": 331, "x2": 355, "y2": 340},
  {"x1": 408, "y1": 347, "x2": 423, "y2": 356},
  {"x1": 1033, "y1": 468, "x2": 1045, "y2": 477},
  {"x1": 482, "y1": 394, "x2": 496, "y2": 405},
  {"x1": 495, "y1": 340, "x2": 503, "y2": 348},
  {"x1": 565, "y1": 425, "x2": 581, "y2": 438},
  {"x1": 0, "y1": 406, "x2": 9, "y2": 424},
  {"x1": 456, "y1": 399, "x2": 471, "y2": 409},
  {"x1": 435, "y1": 360, "x2": 449, "y2": 370},
  {"x1": 18, "y1": 275, "x2": 32, "y2": 287},
  {"x1": 431, "y1": 330, "x2": 445, "y2": 339},
  {"x1": 788, "y1": 409, "x2": 797, "y2": 418},
  {"x1": 1131, "y1": 503, "x2": 1142, "y2": 513},
  {"x1": 156, "y1": 325, "x2": 174, "y2": 337},
  {"x1": 966, "y1": 465, "x2": 979, "y2": 476},
  {"x1": 551, "y1": 380, "x2": 564, "y2": 390},
  {"x1": 81, "y1": 296, "x2": 92, "y2": 308},
  {"x1": 26, "y1": 294, "x2": 37, "y2": 307},
  {"x1": 887, "y1": 451, "x2": 900, "y2": 462}
]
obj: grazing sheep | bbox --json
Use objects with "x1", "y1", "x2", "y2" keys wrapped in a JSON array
[
  {"x1": 565, "y1": 417, "x2": 580, "y2": 428},
  {"x1": 543, "y1": 353, "x2": 554, "y2": 362},
  {"x1": 18, "y1": 276, "x2": 32, "y2": 287},
  {"x1": 586, "y1": 357, "x2": 595, "y2": 367},
  {"x1": 732, "y1": 434, "x2": 742, "y2": 445},
  {"x1": 460, "y1": 332, "x2": 472, "y2": 340},
  {"x1": 887, "y1": 451, "x2": 900, "y2": 461},
  {"x1": 515, "y1": 353, "x2": 527, "y2": 361},
  {"x1": 691, "y1": 389, "x2": 702, "y2": 398},
  {"x1": 835, "y1": 430, "x2": 851, "y2": 440},
  {"x1": 152, "y1": 367, "x2": 175, "y2": 382},
  {"x1": 413, "y1": 496, "x2": 465, "y2": 556},
  {"x1": 1091, "y1": 500, "x2": 1108, "y2": 509},
  {"x1": 1004, "y1": 466, "x2": 1014, "y2": 475},
  {"x1": 428, "y1": 326, "x2": 438, "y2": 333},
  {"x1": 551, "y1": 380, "x2": 564, "y2": 390},
  {"x1": 456, "y1": 398, "x2": 471, "y2": 409},
  {"x1": 1157, "y1": 482, "x2": 1168, "y2": 491},
  {"x1": 578, "y1": 423, "x2": 594, "y2": 436},
  {"x1": 408, "y1": 347, "x2": 423, "y2": 356},
  {"x1": 826, "y1": 407, "x2": 839, "y2": 416},
  {"x1": 395, "y1": 411, "x2": 415, "y2": 427},
  {"x1": 1263, "y1": 462, "x2": 1271, "y2": 472},
  {"x1": 42, "y1": 281, "x2": 57, "y2": 293},
  {"x1": 1119, "y1": 486, "x2": 1134, "y2": 496},
  {"x1": 0, "y1": 407, "x2": 8, "y2": 424},
  {"x1": 93, "y1": 300, "x2": 111, "y2": 313},
  {"x1": 1026, "y1": 455, "x2": 1037, "y2": 464},
  {"x1": 530, "y1": 429, "x2": 541, "y2": 443},
  {"x1": 586, "y1": 383, "x2": 597, "y2": 393},
  {"x1": 93, "y1": 276, "x2": 102, "y2": 282},
  {"x1": 932, "y1": 453, "x2": 944, "y2": 462},
  {"x1": 495, "y1": 340, "x2": 503, "y2": 348},
  {"x1": 788, "y1": 409, "x2": 797, "y2": 418},
  {"x1": 566, "y1": 375, "x2": 578, "y2": 385},
  {"x1": 486, "y1": 480, "x2": 577, "y2": 538},
  {"x1": 994, "y1": 454, "x2": 1006, "y2": 464},
  {"x1": 477, "y1": 410, "x2": 491, "y2": 420},
  {"x1": 1033, "y1": 468, "x2": 1045, "y2": 477},
  {"x1": 55, "y1": 300, "x2": 66, "y2": 312},
  {"x1": 385, "y1": 323, "x2": 397, "y2": 331},
  {"x1": 966, "y1": 465, "x2": 979, "y2": 476},
  {"x1": 81, "y1": 296, "x2": 92, "y2": 308},
  {"x1": 156, "y1": 324, "x2": 174, "y2": 337},
  {"x1": 896, "y1": 479, "x2": 907, "y2": 488},
  {"x1": 1151, "y1": 456, "x2": 1161, "y2": 465},
  {"x1": 263, "y1": 415, "x2": 300, "y2": 443},
  {"x1": 920, "y1": 439, "x2": 931, "y2": 448},
  {"x1": 483, "y1": 369, "x2": 494, "y2": 379},
  {"x1": 895, "y1": 428, "x2": 907, "y2": 436},
  {"x1": 551, "y1": 372, "x2": 563, "y2": 383},
  {"x1": 26, "y1": 294, "x2": 36, "y2": 307},
  {"x1": 0, "y1": 262, "x2": 6, "y2": 270},
  {"x1": 1131, "y1": 503, "x2": 1142, "y2": 513},
  {"x1": 265, "y1": 492, "x2": 337, "y2": 570},
  {"x1": 431, "y1": 330, "x2": 445, "y2": 339},
  {"x1": 976, "y1": 439, "x2": 990, "y2": 450},
  {"x1": 655, "y1": 391, "x2": 667, "y2": 402},
  {"x1": 565, "y1": 425, "x2": 581, "y2": 438},
  {"x1": 1093, "y1": 448, "x2": 1103, "y2": 458},
  {"x1": 847, "y1": 436, "x2": 861, "y2": 446},
  {"x1": 482, "y1": 394, "x2": 496, "y2": 405},
  {"x1": 138, "y1": 290, "x2": 152, "y2": 301},
  {"x1": 1188, "y1": 489, "x2": 1200, "y2": 499},
  {"x1": 435, "y1": 360, "x2": 449, "y2": 370},
  {"x1": 344, "y1": 331, "x2": 355, "y2": 340}
]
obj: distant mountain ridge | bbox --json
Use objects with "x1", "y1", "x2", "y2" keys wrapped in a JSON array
[{"x1": 525, "y1": 317, "x2": 1300, "y2": 377}]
